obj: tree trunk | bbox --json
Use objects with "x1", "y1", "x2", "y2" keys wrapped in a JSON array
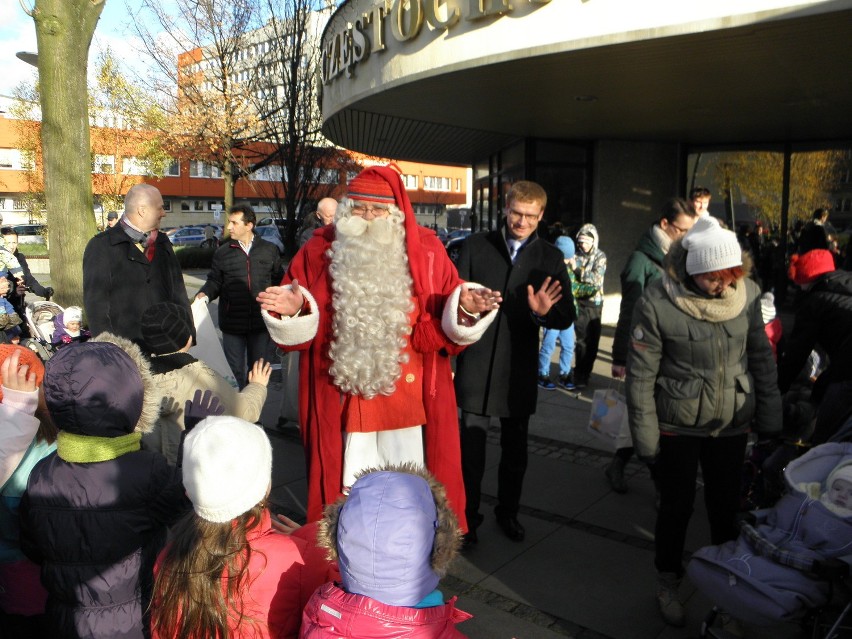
[
  {"x1": 223, "y1": 161, "x2": 235, "y2": 212},
  {"x1": 33, "y1": 0, "x2": 104, "y2": 308}
]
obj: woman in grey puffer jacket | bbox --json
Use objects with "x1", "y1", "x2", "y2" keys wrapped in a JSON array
[{"x1": 625, "y1": 215, "x2": 781, "y2": 627}]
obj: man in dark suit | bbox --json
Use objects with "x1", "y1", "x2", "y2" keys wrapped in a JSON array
[
  {"x1": 454, "y1": 180, "x2": 576, "y2": 544},
  {"x1": 83, "y1": 184, "x2": 190, "y2": 345}
]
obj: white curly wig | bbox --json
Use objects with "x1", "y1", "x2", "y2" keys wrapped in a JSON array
[{"x1": 327, "y1": 198, "x2": 414, "y2": 398}]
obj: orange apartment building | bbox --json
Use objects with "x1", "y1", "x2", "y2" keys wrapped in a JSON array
[{"x1": 0, "y1": 101, "x2": 471, "y2": 231}]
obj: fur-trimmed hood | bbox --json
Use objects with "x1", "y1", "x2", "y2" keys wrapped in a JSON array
[
  {"x1": 317, "y1": 462, "x2": 461, "y2": 606},
  {"x1": 42, "y1": 332, "x2": 161, "y2": 437},
  {"x1": 665, "y1": 238, "x2": 753, "y2": 286}
]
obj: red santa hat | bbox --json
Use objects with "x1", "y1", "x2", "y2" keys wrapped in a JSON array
[
  {"x1": 788, "y1": 249, "x2": 835, "y2": 286},
  {"x1": 346, "y1": 164, "x2": 430, "y2": 305},
  {"x1": 348, "y1": 171, "x2": 397, "y2": 205}
]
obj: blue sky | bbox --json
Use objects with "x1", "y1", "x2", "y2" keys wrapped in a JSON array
[{"x1": 1, "y1": 1, "x2": 160, "y2": 97}]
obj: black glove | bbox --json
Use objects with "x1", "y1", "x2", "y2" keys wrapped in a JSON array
[
  {"x1": 183, "y1": 389, "x2": 224, "y2": 432},
  {"x1": 44, "y1": 287, "x2": 54, "y2": 301}
]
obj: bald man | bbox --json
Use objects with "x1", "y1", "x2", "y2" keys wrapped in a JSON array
[
  {"x1": 83, "y1": 184, "x2": 191, "y2": 344},
  {"x1": 298, "y1": 197, "x2": 338, "y2": 247}
]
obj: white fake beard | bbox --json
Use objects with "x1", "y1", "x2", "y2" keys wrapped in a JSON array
[
  {"x1": 328, "y1": 209, "x2": 413, "y2": 398},
  {"x1": 335, "y1": 214, "x2": 395, "y2": 245}
]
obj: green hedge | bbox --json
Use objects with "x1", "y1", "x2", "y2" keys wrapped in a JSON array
[{"x1": 18, "y1": 244, "x2": 49, "y2": 257}]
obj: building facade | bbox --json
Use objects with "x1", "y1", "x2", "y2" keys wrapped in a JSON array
[
  {"x1": 0, "y1": 95, "x2": 470, "y2": 230},
  {"x1": 318, "y1": 0, "x2": 852, "y2": 298}
]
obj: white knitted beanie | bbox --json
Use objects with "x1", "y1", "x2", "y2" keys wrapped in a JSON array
[
  {"x1": 64, "y1": 306, "x2": 83, "y2": 324},
  {"x1": 681, "y1": 215, "x2": 742, "y2": 275},
  {"x1": 182, "y1": 416, "x2": 272, "y2": 523},
  {"x1": 760, "y1": 293, "x2": 776, "y2": 324}
]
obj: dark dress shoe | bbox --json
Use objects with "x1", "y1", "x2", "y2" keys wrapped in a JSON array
[
  {"x1": 496, "y1": 514, "x2": 525, "y2": 542},
  {"x1": 461, "y1": 530, "x2": 478, "y2": 551}
]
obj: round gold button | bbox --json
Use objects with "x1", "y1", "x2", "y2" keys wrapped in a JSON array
[{"x1": 405, "y1": 373, "x2": 415, "y2": 383}]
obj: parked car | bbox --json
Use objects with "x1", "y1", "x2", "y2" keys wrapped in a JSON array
[
  {"x1": 166, "y1": 225, "x2": 222, "y2": 248},
  {"x1": 444, "y1": 231, "x2": 471, "y2": 265},
  {"x1": 256, "y1": 225, "x2": 284, "y2": 253},
  {"x1": 444, "y1": 229, "x2": 471, "y2": 246},
  {"x1": 258, "y1": 216, "x2": 290, "y2": 239},
  {"x1": 11, "y1": 224, "x2": 47, "y2": 245}
]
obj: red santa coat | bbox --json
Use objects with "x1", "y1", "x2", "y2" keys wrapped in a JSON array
[{"x1": 272, "y1": 224, "x2": 474, "y2": 529}]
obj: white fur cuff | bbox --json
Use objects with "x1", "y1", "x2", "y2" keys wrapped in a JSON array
[
  {"x1": 261, "y1": 285, "x2": 320, "y2": 346},
  {"x1": 442, "y1": 283, "x2": 497, "y2": 345}
]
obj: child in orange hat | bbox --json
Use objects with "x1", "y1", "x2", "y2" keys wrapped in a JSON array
[{"x1": 0, "y1": 345, "x2": 55, "y2": 636}]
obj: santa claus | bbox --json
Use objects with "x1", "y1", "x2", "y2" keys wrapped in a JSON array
[{"x1": 258, "y1": 165, "x2": 500, "y2": 529}]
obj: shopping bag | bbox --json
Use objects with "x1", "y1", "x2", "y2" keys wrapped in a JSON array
[
  {"x1": 189, "y1": 299, "x2": 239, "y2": 389},
  {"x1": 587, "y1": 387, "x2": 631, "y2": 449},
  {"x1": 279, "y1": 351, "x2": 300, "y2": 424}
]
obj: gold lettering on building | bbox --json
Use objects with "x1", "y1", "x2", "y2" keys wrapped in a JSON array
[
  {"x1": 391, "y1": 0, "x2": 425, "y2": 42},
  {"x1": 423, "y1": 0, "x2": 460, "y2": 30},
  {"x1": 322, "y1": 0, "x2": 550, "y2": 85},
  {"x1": 465, "y1": 0, "x2": 513, "y2": 22}
]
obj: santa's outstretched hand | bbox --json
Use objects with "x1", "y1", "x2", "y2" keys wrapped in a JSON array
[
  {"x1": 257, "y1": 279, "x2": 305, "y2": 317},
  {"x1": 460, "y1": 286, "x2": 502, "y2": 316}
]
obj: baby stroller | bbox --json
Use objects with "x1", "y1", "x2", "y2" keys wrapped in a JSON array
[
  {"x1": 688, "y1": 442, "x2": 852, "y2": 638},
  {"x1": 20, "y1": 299, "x2": 64, "y2": 361}
]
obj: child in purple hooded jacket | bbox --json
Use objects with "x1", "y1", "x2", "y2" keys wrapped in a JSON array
[{"x1": 300, "y1": 463, "x2": 472, "y2": 638}]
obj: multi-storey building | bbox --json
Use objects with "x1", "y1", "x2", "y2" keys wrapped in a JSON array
[{"x1": 0, "y1": 93, "x2": 470, "y2": 230}]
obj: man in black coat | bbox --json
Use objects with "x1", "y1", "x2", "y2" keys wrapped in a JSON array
[
  {"x1": 196, "y1": 205, "x2": 283, "y2": 388},
  {"x1": 83, "y1": 184, "x2": 190, "y2": 345},
  {"x1": 454, "y1": 180, "x2": 576, "y2": 544}
]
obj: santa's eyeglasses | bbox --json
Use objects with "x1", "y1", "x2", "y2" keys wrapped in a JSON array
[{"x1": 351, "y1": 204, "x2": 389, "y2": 219}]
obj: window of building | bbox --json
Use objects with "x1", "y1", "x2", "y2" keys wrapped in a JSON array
[
  {"x1": 162, "y1": 200, "x2": 172, "y2": 211},
  {"x1": 456, "y1": 178, "x2": 461, "y2": 191},
  {"x1": 424, "y1": 176, "x2": 450, "y2": 191},
  {"x1": 314, "y1": 168, "x2": 338, "y2": 184},
  {"x1": 166, "y1": 160, "x2": 180, "y2": 176},
  {"x1": 181, "y1": 201, "x2": 190, "y2": 212},
  {"x1": 122, "y1": 156, "x2": 148, "y2": 175},
  {"x1": 401, "y1": 174, "x2": 418, "y2": 189},
  {"x1": 189, "y1": 161, "x2": 221, "y2": 178},
  {"x1": 12, "y1": 198, "x2": 26, "y2": 210},
  {"x1": 194, "y1": 200, "x2": 205, "y2": 212},
  {"x1": 252, "y1": 165, "x2": 282, "y2": 182},
  {"x1": 92, "y1": 154, "x2": 115, "y2": 174},
  {"x1": 0, "y1": 148, "x2": 24, "y2": 170}
]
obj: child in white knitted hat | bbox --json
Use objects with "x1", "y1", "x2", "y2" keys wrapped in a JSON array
[
  {"x1": 151, "y1": 416, "x2": 332, "y2": 639},
  {"x1": 51, "y1": 306, "x2": 91, "y2": 348}
]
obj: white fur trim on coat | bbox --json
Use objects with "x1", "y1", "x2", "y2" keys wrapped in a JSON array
[
  {"x1": 441, "y1": 283, "x2": 497, "y2": 346},
  {"x1": 261, "y1": 285, "x2": 320, "y2": 346}
]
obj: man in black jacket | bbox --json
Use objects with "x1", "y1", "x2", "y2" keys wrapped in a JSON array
[
  {"x1": 454, "y1": 181, "x2": 575, "y2": 544},
  {"x1": 196, "y1": 205, "x2": 283, "y2": 388},
  {"x1": 83, "y1": 184, "x2": 190, "y2": 344}
]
